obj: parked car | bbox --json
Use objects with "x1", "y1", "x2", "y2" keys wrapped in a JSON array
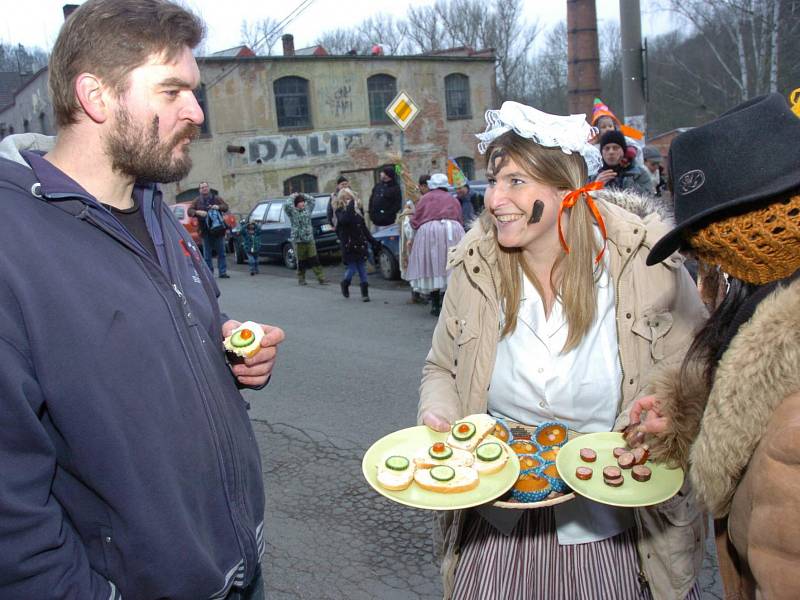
[
  {"x1": 371, "y1": 180, "x2": 488, "y2": 281},
  {"x1": 170, "y1": 201, "x2": 238, "y2": 254},
  {"x1": 233, "y1": 195, "x2": 339, "y2": 269}
]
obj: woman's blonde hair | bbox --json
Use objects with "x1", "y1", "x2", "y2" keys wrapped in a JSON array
[{"x1": 483, "y1": 132, "x2": 602, "y2": 353}]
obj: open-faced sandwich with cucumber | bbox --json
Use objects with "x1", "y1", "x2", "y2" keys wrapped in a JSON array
[
  {"x1": 375, "y1": 414, "x2": 512, "y2": 494},
  {"x1": 223, "y1": 321, "x2": 264, "y2": 358}
]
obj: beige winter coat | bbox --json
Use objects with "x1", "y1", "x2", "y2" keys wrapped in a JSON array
[
  {"x1": 647, "y1": 276, "x2": 800, "y2": 599},
  {"x1": 418, "y1": 198, "x2": 709, "y2": 600}
]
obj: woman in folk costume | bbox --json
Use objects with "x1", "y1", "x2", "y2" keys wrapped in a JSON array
[
  {"x1": 406, "y1": 173, "x2": 465, "y2": 316},
  {"x1": 628, "y1": 93, "x2": 800, "y2": 600},
  {"x1": 417, "y1": 101, "x2": 708, "y2": 600},
  {"x1": 398, "y1": 174, "x2": 428, "y2": 304}
]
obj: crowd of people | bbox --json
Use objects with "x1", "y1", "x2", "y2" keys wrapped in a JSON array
[{"x1": 0, "y1": 0, "x2": 797, "y2": 599}]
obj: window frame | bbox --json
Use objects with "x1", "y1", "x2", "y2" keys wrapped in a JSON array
[
  {"x1": 455, "y1": 156, "x2": 475, "y2": 181},
  {"x1": 274, "y1": 76, "x2": 312, "y2": 130},
  {"x1": 367, "y1": 74, "x2": 397, "y2": 125},
  {"x1": 283, "y1": 174, "x2": 319, "y2": 196},
  {"x1": 444, "y1": 73, "x2": 472, "y2": 120}
]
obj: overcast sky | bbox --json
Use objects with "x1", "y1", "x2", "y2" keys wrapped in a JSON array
[{"x1": 9, "y1": 0, "x2": 677, "y2": 54}]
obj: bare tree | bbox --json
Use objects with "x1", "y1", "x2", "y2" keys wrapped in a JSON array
[
  {"x1": 358, "y1": 15, "x2": 407, "y2": 54},
  {"x1": 526, "y1": 22, "x2": 569, "y2": 113},
  {"x1": 0, "y1": 43, "x2": 48, "y2": 74},
  {"x1": 316, "y1": 28, "x2": 370, "y2": 55},
  {"x1": 400, "y1": 5, "x2": 445, "y2": 53},
  {"x1": 240, "y1": 18, "x2": 283, "y2": 55},
  {"x1": 660, "y1": 0, "x2": 796, "y2": 101}
]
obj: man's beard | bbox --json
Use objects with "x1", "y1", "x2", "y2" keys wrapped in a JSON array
[{"x1": 106, "y1": 107, "x2": 200, "y2": 183}]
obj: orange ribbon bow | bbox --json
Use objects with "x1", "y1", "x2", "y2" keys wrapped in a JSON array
[{"x1": 557, "y1": 180, "x2": 607, "y2": 264}]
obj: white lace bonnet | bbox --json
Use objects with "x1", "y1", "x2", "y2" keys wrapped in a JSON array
[{"x1": 475, "y1": 101, "x2": 602, "y2": 176}]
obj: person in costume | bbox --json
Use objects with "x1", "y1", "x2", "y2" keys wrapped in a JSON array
[
  {"x1": 591, "y1": 97, "x2": 644, "y2": 167},
  {"x1": 406, "y1": 173, "x2": 465, "y2": 316},
  {"x1": 628, "y1": 92, "x2": 800, "y2": 600},
  {"x1": 417, "y1": 101, "x2": 708, "y2": 600},
  {"x1": 398, "y1": 174, "x2": 428, "y2": 304}
]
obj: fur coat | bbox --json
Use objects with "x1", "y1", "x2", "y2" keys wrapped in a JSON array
[{"x1": 645, "y1": 275, "x2": 800, "y2": 599}]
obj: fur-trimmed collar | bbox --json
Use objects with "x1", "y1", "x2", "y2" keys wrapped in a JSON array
[{"x1": 648, "y1": 277, "x2": 800, "y2": 517}]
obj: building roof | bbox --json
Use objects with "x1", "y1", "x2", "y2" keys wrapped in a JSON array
[
  {"x1": 209, "y1": 45, "x2": 256, "y2": 58},
  {"x1": 649, "y1": 127, "x2": 692, "y2": 142},
  {"x1": 295, "y1": 45, "x2": 328, "y2": 57},
  {"x1": 198, "y1": 52, "x2": 495, "y2": 65}
]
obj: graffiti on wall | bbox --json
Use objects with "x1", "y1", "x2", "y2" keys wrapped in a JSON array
[
  {"x1": 246, "y1": 128, "x2": 396, "y2": 167},
  {"x1": 325, "y1": 84, "x2": 353, "y2": 117}
]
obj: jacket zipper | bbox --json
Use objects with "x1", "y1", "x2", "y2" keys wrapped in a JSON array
[
  {"x1": 162, "y1": 219, "x2": 256, "y2": 578},
  {"x1": 80, "y1": 201, "x2": 256, "y2": 580}
]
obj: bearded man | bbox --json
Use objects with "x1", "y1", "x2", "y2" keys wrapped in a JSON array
[{"x1": 0, "y1": 1, "x2": 281, "y2": 598}]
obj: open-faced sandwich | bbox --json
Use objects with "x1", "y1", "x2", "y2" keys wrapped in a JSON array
[
  {"x1": 414, "y1": 442, "x2": 475, "y2": 469},
  {"x1": 472, "y1": 441, "x2": 510, "y2": 475},
  {"x1": 376, "y1": 455, "x2": 416, "y2": 491},
  {"x1": 446, "y1": 413, "x2": 497, "y2": 452},
  {"x1": 413, "y1": 464, "x2": 480, "y2": 494},
  {"x1": 223, "y1": 321, "x2": 264, "y2": 358}
]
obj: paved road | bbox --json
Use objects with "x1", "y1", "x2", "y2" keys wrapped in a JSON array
[{"x1": 218, "y1": 258, "x2": 723, "y2": 600}]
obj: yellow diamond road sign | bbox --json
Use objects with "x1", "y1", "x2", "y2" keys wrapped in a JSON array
[{"x1": 386, "y1": 91, "x2": 420, "y2": 130}]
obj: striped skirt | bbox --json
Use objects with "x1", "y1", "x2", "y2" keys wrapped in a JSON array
[{"x1": 453, "y1": 507, "x2": 702, "y2": 600}]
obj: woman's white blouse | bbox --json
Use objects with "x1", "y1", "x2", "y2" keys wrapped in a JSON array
[{"x1": 488, "y1": 260, "x2": 634, "y2": 545}]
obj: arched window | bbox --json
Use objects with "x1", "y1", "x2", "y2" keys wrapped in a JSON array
[
  {"x1": 194, "y1": 83, "x2": 210, "y2": 135},
  {"x1": 274, "y1": 76, "x2": 311, "y2": 129},
  {"x1": 455, "y1": 156, "x2": 475, "y2": 181},
  {"x1": 444, "y1": 73, "x2": 471, "y2": 119},
  {"x1": 38, "y1": 112, "x2": 48, "y2": 135},
  {"x1": 283, "y1": 174, "x2": 318, "y2": 195},
  {"x1": 367, "y1": 74, "x2": 397, "y2": 124},
  {"x1": 23, "y1": 119, "x2": 29, "y2": 133}
]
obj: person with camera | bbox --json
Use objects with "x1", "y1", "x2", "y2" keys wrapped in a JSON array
[{"x1": 188, "y1": 180, "x2": 230, "y2": 278}]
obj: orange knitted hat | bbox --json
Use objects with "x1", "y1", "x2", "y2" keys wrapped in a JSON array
[{"x1": 688, "y1": 194, "x2": 800, "y2": 285}]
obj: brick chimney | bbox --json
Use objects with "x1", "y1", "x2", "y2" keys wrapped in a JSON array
[
  {"x1": 282, "y1": 34, "x2": 295, "y2": 57},
  {"x1": 63, "y1": 4, "x2": 79, "y2": 19}
]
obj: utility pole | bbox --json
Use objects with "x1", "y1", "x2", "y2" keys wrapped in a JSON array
[
  {"x1": 567, "y1": 0, "x2": 602, "y2": 121},
  {"x1": 619, "y1": 0, "x2": 647, "y2": 136}
]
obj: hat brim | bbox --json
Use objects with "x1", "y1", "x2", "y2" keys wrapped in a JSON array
[{"x1": 646, "y1": 178, "x2": 800, "y2": 266}]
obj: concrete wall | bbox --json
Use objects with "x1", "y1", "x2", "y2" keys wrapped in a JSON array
[{"x1": 169, "y1": 56, "x2": 496, "y2": 215}]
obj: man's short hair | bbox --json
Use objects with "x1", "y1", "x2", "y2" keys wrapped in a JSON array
[
  {"x1": 49, "y1": 0, "x2": 205, "y2": 128},
  {"x1": 418, "y1": 174, "x2": 430, "y2": 186}
]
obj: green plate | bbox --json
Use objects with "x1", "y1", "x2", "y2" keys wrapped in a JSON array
[
  {"x1": 362, "y1": 425, "x2": 520, "y2": 511},
  {"x1": 556, "y1": 432, "x2": 684, "y2": 507}
]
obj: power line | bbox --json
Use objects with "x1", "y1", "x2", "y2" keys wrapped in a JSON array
[{"x1": 204, "y1": 0, "x2": 316, "y2": 91}]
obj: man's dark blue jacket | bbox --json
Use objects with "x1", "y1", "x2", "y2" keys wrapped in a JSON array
[{"x1": 0, "y1": 135, "x2": 265, "y2": 600}]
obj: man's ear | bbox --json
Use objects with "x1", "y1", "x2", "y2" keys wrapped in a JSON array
[{"x1": 74, "y1": 73, "x2": 112, "y2": 124}]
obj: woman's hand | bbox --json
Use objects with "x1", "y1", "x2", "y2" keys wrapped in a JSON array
[
  {"x1": 421, "y1": 410, "x2": 451, "y2": 433},
  {"x1": 624, "y1": 395, "x2": 669, "y2": 445}
]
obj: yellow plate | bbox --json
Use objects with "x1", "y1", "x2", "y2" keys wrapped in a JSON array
[
  {"x1": 556, "y1": 432, "x2": 684, "y2": 507},
  {"x1": 362, "y1": 425, "x2": 520, "y2": 511}
]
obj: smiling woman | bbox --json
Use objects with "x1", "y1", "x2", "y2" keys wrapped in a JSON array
[{"x1": 417, "y1": 102, "x2": 708, "y2": 600}]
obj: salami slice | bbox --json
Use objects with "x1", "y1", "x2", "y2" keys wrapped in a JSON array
[
  {"x1": 575, "y1": 466, "x2": 593, "y2": 480},
  {"x1": 632, "y1": 465, "x2": 652, "y2": 482},
  {"x1": 613, "y1": 447, "x2": 627, "y2": 458},
  {"x1": 632, "y1": 446, "x2": 650, "y2": 466},
  {"x1": 579, "y1": 448, "x2": 597, "y2": 463},
  {"x1": 604, "y1": 475, "x2": 624, "y2": 487},
  {"x1": 602, "y1": 466, "x2": 622, "y2": 480},
  {"x1": 617, "y1": 452, "x2": 636, "y2": 469}
]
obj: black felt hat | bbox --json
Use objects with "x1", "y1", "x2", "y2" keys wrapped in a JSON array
[{"x1": 647, "y1": 93, "x2": 800, "y2": 266}]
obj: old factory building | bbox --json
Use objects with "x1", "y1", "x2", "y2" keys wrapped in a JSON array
[{"x1": 0, "y1": 34, "x2": 497, "y2": 215}]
